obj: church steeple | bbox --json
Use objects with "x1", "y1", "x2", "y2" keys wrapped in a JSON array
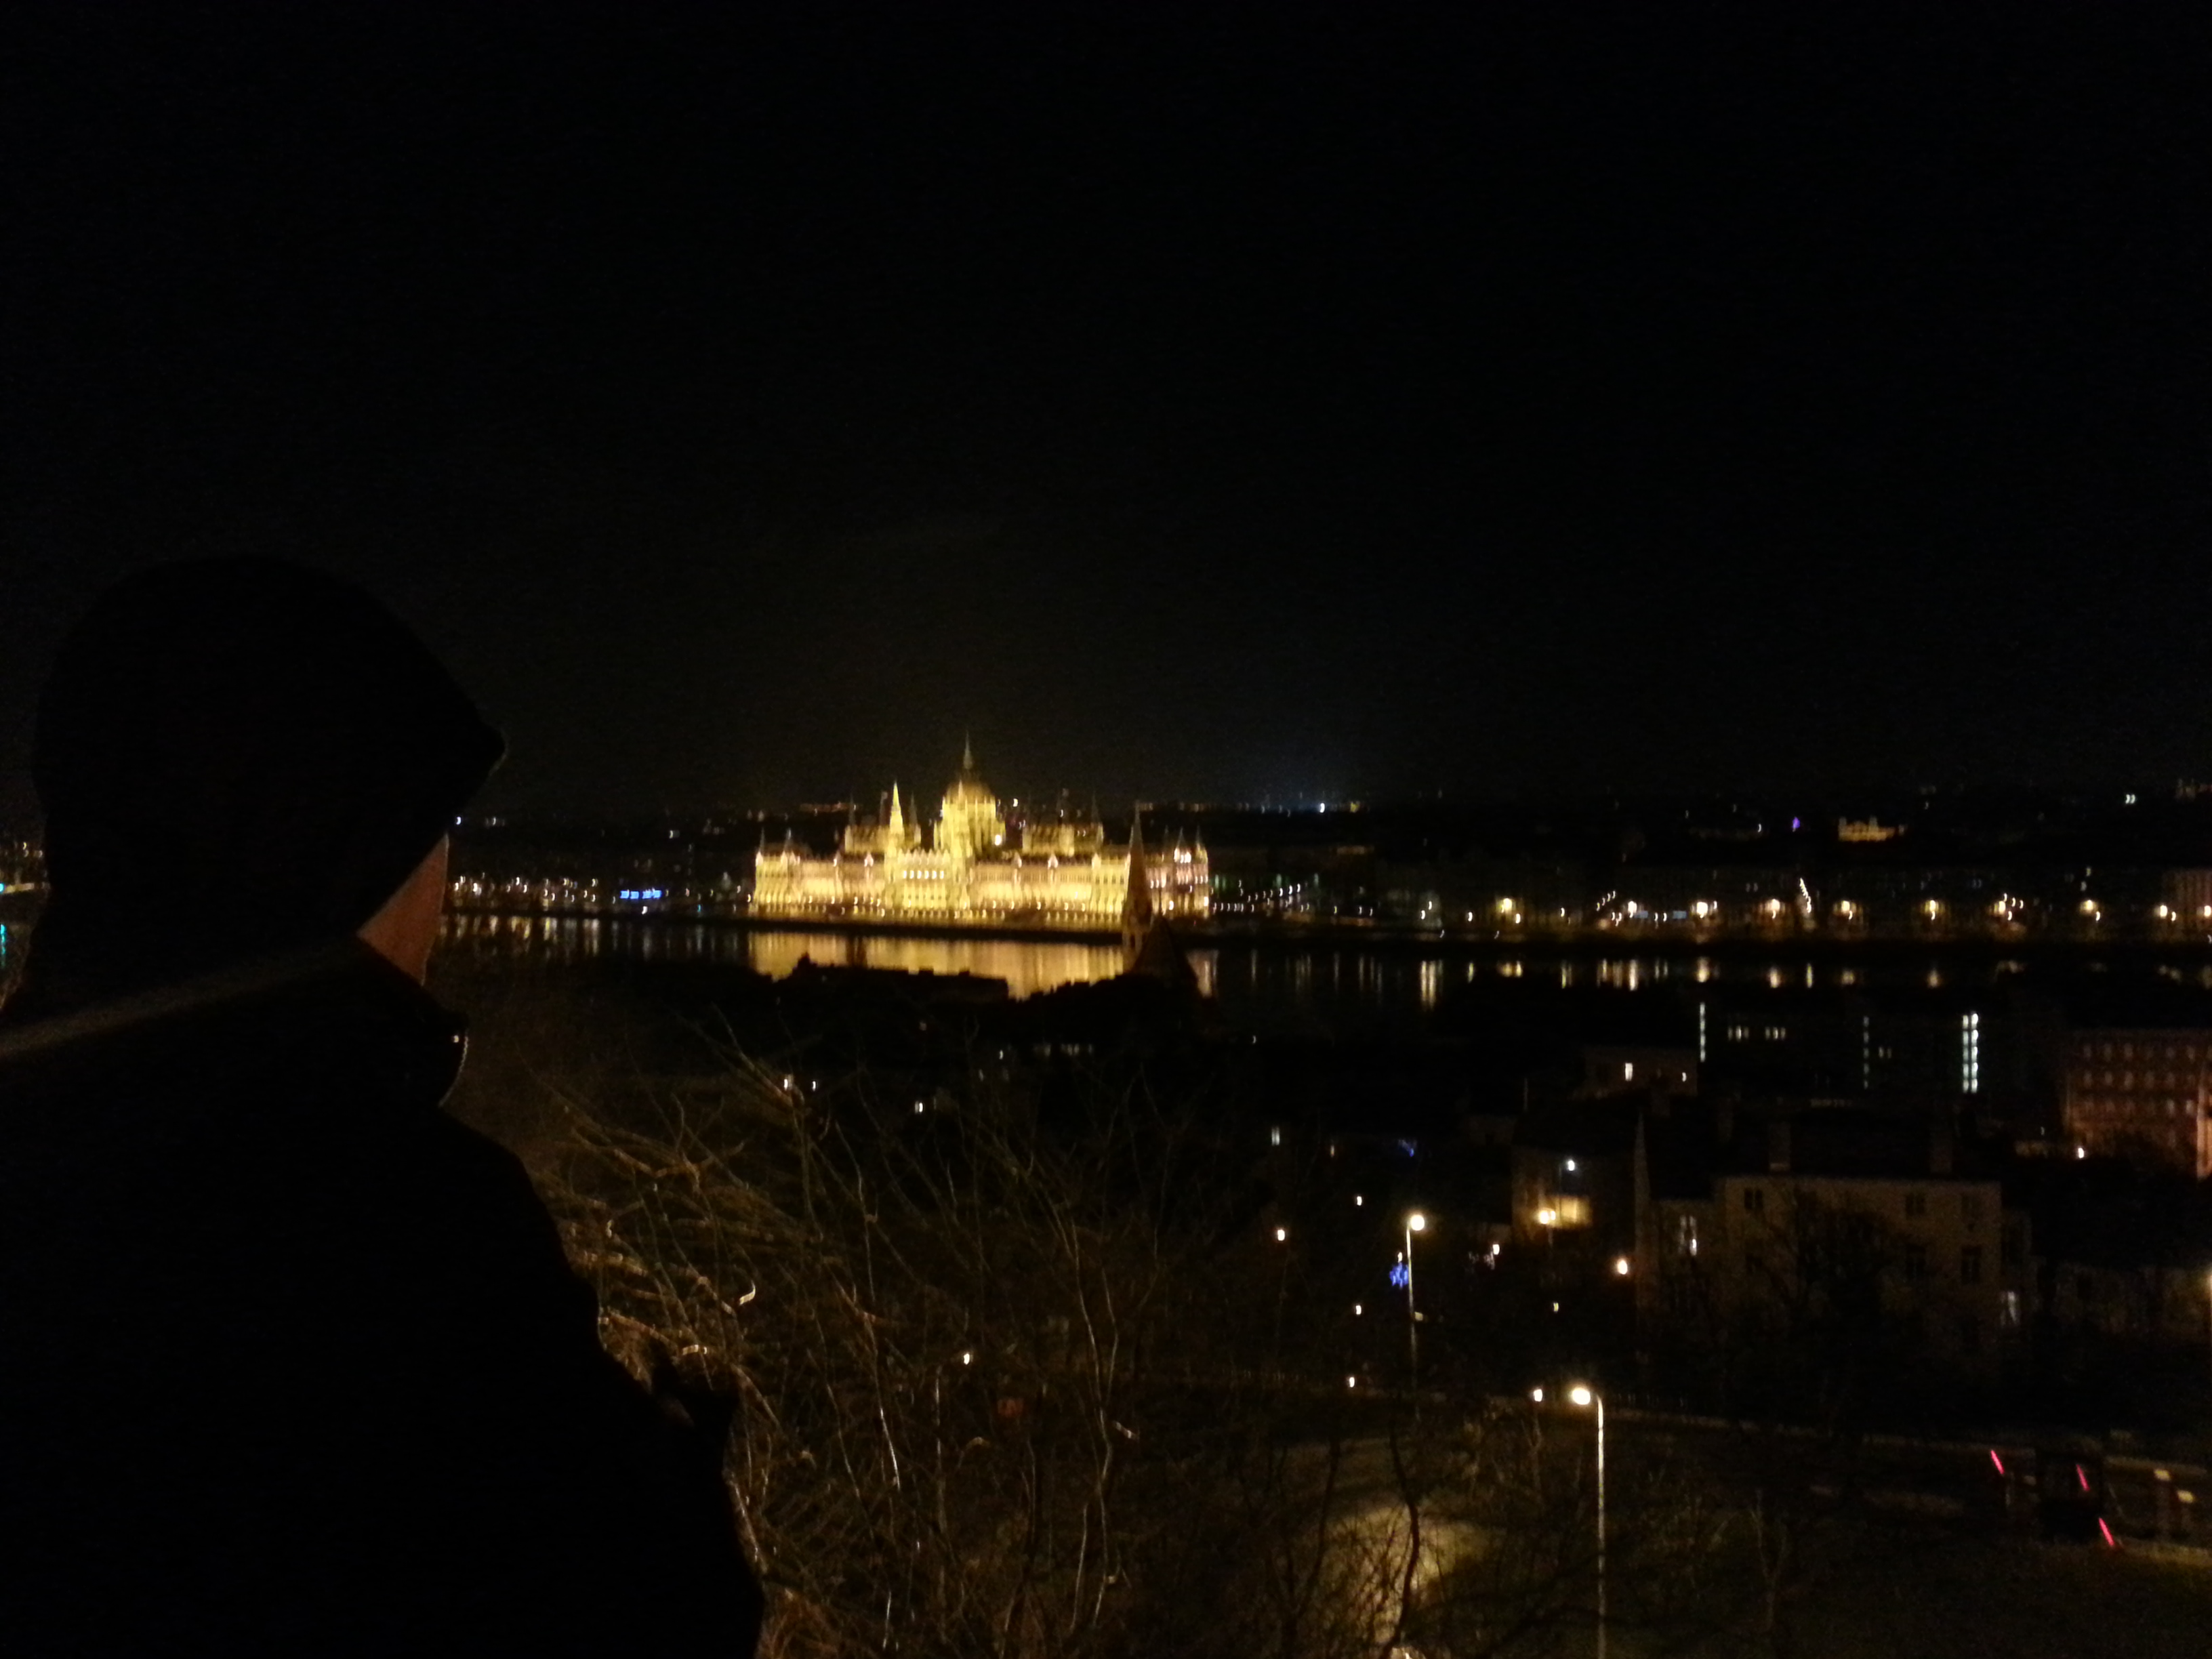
[
  {"x1": 1121, "y1": 807, "x2": 1198, "y2": 989},
  {"x1": 1121, "y1": 809, "x2": 1153, "y2": 962}
]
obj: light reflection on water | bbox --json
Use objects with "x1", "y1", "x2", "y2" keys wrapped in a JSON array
[
  {"x1": 442, "y1": 914, "x2": 1151, "y2": 1001},
  {"x1": 439, "y1": 916, "x2": 2212, "y2": 1021},
  {"x1": 746, "y1": 930, "x2": 1132, "y2": 1001}
]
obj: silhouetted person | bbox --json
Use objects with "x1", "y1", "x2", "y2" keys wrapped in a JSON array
[{"x1": 0, "y1": 562, "x2": 762, "y2": 1655}]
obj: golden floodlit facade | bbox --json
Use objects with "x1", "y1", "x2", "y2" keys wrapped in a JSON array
[{"x1": 752, "y1": 744, "x2": 1210, "y2": 928}]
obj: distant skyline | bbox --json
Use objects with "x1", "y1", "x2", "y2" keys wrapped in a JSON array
[{"x1": 3, "y1": 8, "x2": 2205, "y2": 822}]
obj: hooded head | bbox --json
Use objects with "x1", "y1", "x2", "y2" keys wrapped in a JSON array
[{"x1": 19, "y1": 560, "x2": 504, "y2": 1010}]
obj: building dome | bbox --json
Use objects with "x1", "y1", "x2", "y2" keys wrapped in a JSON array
[
  {"x1": 943, "y1": 737, "x2": 994, "y2": 805},
  {"x1": 751, "y1": 734, "x2": 1209, "y2": 926}
]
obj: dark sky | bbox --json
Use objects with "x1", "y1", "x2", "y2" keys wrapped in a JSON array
[{"x1": 3, "y1": 5, "x2": 2206, "y2": 819}]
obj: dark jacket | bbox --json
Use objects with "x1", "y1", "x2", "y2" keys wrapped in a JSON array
[{"x1": 0, "y1": 943, "x2": 764, "y2": 1655}]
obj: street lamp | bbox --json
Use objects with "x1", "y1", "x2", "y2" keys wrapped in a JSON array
[
  {"x1": 1573, "y1": 1385, "x2": 1606, "y2": 1659},
  {"x1": 1404, "y1": 1212, "x2": 1427, "y2": 1382},
  {"x1": 1533, "y1": 1382, "x2": 1606, "y2": 1659}
]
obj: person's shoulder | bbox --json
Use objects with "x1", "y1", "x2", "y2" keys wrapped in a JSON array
[{"x1": 408, "y1": 1105, "x2": 557, "y2": 1221}]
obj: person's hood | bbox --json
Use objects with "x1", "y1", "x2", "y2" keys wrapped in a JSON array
[{"x1": 12, "y1": 558, "x2": 503, "y2": 1014}]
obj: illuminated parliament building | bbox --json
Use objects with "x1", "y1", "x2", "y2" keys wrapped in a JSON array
[{"x1": 752, "y1": 744, "x2": 1210, "y2": 929}]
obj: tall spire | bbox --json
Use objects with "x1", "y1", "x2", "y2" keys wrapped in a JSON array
[
  {"x1": 1121, "y1": 806, "x2": 1197, "y2": 989},
  {"x1": 888, "y1": 782, "x2": 904, "y2": 834},
  {"x1": 1121, "y1": 808, "x2": 1153, "y2": 961},
  {"x1": 962, "y1": 731, "x2": 976, "y2": 773}
]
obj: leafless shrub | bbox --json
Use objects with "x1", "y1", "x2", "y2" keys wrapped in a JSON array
[{"x1": 536, "y1": 1042, "x2": 1728, "y2": 1658}]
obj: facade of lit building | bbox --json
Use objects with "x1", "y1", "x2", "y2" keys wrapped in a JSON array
[
  {"x1": 2062, "y1": 1028, "x2": 2212, "y2": 1179},
  {"x1": 751, "y1": 745, "x2": 1210, "y2": 928},
  {"x1": 1636, "y1": 1111, "x2": 2032, "y2": 1375}
]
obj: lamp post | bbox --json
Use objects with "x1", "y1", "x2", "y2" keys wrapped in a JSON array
[
  {"x1": 1574, "y1": 1385, "x2": 1606, "y2": 1659},
  {"x1": 1403, "y1": 1212, "x2": 1427, "y2": 1382},
  {"x1": 1534, "y1": 1383, "x2": 1605, "y2": 1659}
]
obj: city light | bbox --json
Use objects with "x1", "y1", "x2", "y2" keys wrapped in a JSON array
[
  {"x1": 1614, "y1": 1256, "x2": 1631, "y2": 1276},
  {"x1": 1558, "y1": 1385, "x2": 1608, "y2": 1659},
  {"x1": 1403, "y1": 1213, "x2": 1428, "y2": 1381}
]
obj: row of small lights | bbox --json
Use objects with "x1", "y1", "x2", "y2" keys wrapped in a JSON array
[
  {"x1": 1487, "y1": 894, "x2": 2212, "y2": 926},
  {"x1": 1271, "y1": 1209, "x2": 1631, "y2": 1273}
]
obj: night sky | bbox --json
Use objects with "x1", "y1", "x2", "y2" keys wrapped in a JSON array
[{"x1": 3, "y1": 6, "x2": 2205, "y2": 821}]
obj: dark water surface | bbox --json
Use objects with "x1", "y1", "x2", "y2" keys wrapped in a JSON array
[{"x1": 436, "y1": 914, "x2": 2212, "y2": 1033}]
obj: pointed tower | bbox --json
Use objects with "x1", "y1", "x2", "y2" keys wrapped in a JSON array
[
  {"x1": 878, "y1": 782, "x2": 907, "y2": 913},
  {"x1": 1120, "y1": 810, "x2": 1154, "y2": 965},
  {"x1": 939, "y1": 739, "x2": 1002, "y2": 866},
  {"x1": 1122, "y1": 808, "x2": 1199, "y2": 989}
]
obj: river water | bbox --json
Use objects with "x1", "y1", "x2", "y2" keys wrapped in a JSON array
[{"x1": 437, "y1": 913, "x2": 2212, "y2": 1030}]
